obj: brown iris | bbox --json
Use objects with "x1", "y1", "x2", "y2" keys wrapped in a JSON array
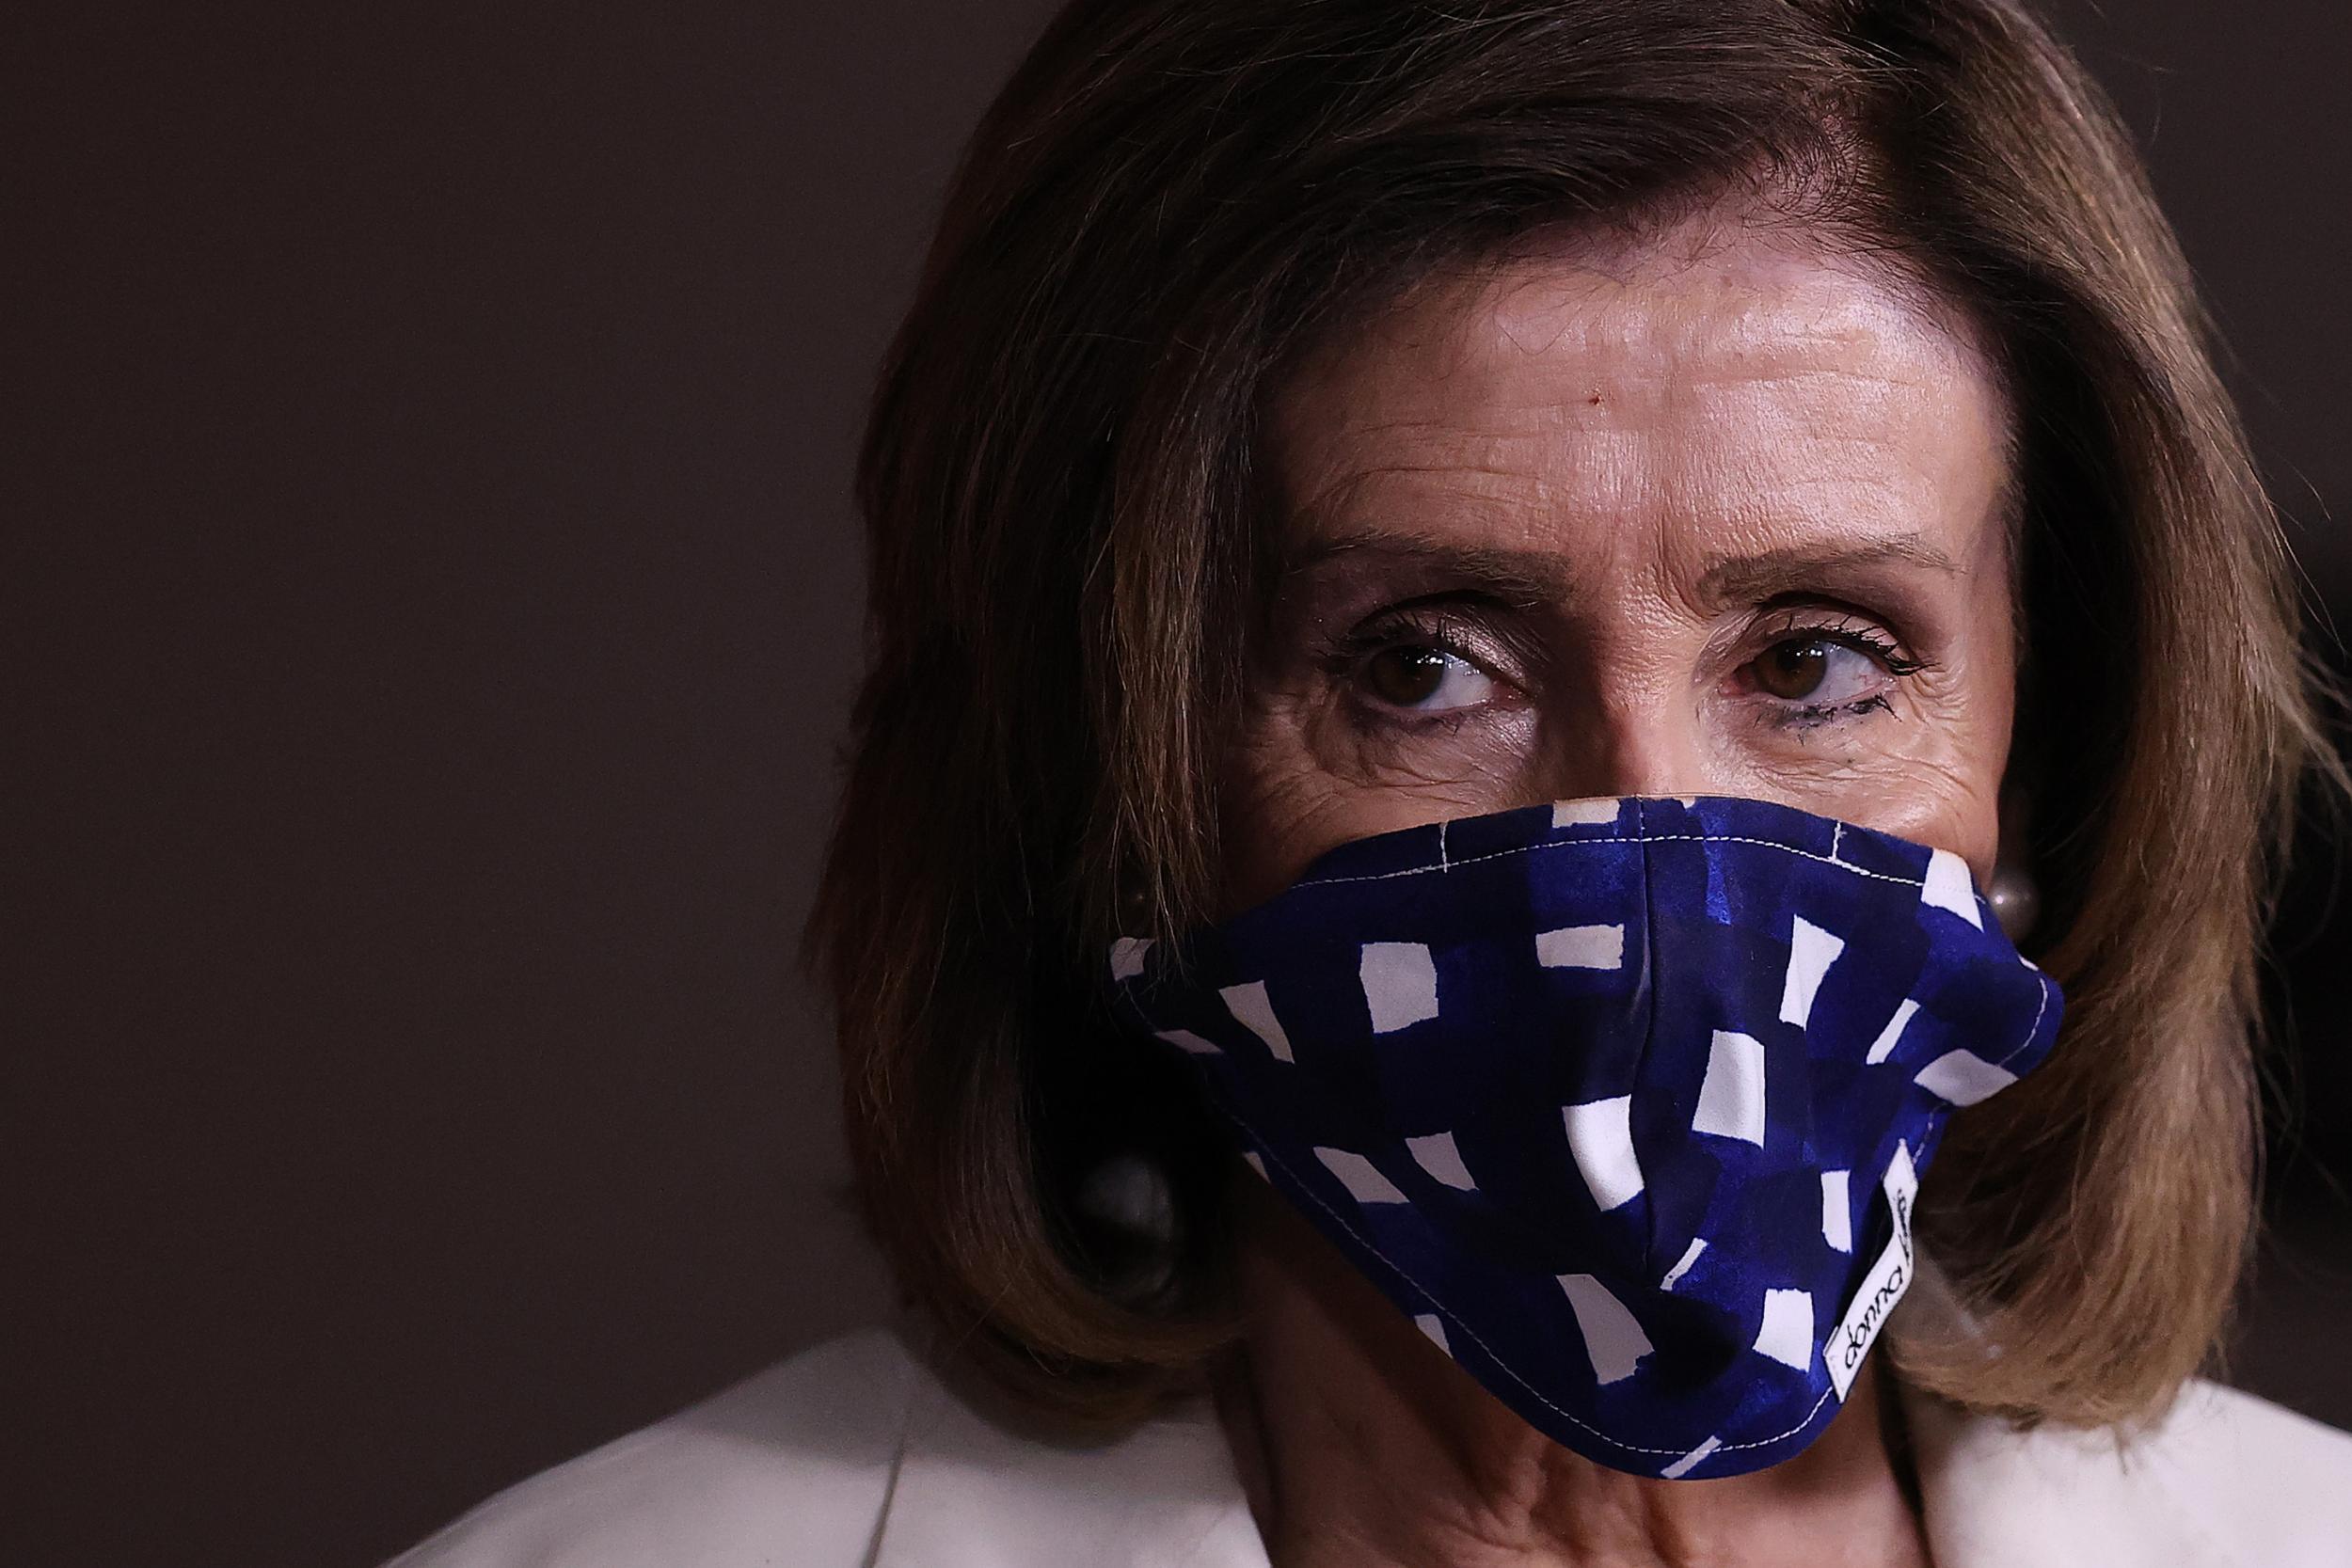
[
  {"x1": 1366, "y1": 646, "x2": 1451, "y2": 706},
  {"x1": 1754, "y1": 638, "x2": 1831, "y2": 700}
]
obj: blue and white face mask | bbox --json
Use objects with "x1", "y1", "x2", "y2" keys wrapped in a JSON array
[{"x1": 1104, "y1": 795, "x2": 2060, "y2": 1481}]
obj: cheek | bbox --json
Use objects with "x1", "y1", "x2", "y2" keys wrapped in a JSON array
[
  {"x1": 1762, "y1": 633, "x2": 2013, "y2": 882},
  {"x1": 1811, "y1": 746, "x2": 2003, "y2": 881},
  {"x1": 1915, "y1": 588, "x2": 2017, "y2": 882},
  {"x1": 1216, "y1": 686, "x2": 1540, "y2": 914}
]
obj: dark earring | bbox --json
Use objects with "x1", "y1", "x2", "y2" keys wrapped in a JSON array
[
  {"x1": 1992, "y1": 784, "x2": 2041, "y2": 943},
  {"x1": 1072, "y1": 1152, "x2": 1180, "y2": 1305},
  {"x1": 1989, "y1": 863, "x2": 2040, "y2": 942},
  {"x1": 1116, "y1": 890, "x2": 1149, "y2": 935},
  {"x1": 1073, "y1": 1153, "x2": 1176, "y2": 1245}
]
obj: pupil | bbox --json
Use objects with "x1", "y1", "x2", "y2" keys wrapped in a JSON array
[
  {"x1": 1761, "y1": 640, "x2": 1828, "y2": 699},
  {"x1": 1372, "y1": 647, "x2": 1447, "y2": 705}
]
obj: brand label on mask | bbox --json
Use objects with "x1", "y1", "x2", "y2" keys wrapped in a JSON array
[{"x1": 1824, "y1": 1141, "x2": 1918, "y2": 1401}]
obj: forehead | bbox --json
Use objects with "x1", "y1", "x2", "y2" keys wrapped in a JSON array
[{"x1": 1265, "y1": 216, "x2": 2013, "y2": 572}]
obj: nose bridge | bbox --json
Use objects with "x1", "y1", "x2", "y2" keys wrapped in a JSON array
[
  {"x1": 1606, "y1": 710, "x2": 1708, "y2": 800},
  {"x1": 1540, "y1": 676, "x2": 1708, "y2": 803}
]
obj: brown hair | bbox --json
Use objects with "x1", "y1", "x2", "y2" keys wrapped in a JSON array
[{"x1": 804, "y1": 0, "x2": 2337, "y2": 1432}]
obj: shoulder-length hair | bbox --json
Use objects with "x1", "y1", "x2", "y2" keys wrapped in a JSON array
[{"x1": 804, "y1": 0, "x2": 2336, "y2": 1431}]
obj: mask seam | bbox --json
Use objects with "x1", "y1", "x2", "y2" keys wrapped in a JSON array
[
  {"x1": 1294, "y1": 832, "x2": 1925, "y2": 893},
  {"x1": 1992, "y1": 971, "x2": 2058, "y2": 1069}
]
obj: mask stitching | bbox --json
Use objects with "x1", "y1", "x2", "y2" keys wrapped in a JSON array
[
  {"x1": 1226, "y1": 1100, "x2": 1838, "y2": 1463},
  {"x1": 1294, "y1": 832, "x2": 1927, "y2": 894},
  {"x1": 1992, "y1": 973, "x2": 2058, "y2": 1069}
]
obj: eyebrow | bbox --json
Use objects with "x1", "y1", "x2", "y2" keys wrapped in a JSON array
[
  {"x1": 1692, "y1": 535, "x2": 1963, "y2": 604},
  {"x1": 1281, "y1": 525, "x2": 1963, "y2": 608},
  {"x1": 1279, "y1": 528, "x2": 1573, "y2": 606}
]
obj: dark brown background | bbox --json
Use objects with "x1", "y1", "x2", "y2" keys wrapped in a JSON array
[{"x1": 10, "y1": 5, "x2": 2347, "y2": 1566}]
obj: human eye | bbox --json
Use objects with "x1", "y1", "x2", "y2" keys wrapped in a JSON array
[
  {"x1": 1735, "y1": 612, "x2": 1931, "y2": 726},
  {"x1": 1360, "y1": 643, "x2": 1495, "y2": 712},
  {"x1": 1331, "y1": 603, "x2": 1516, "y2": 719}
]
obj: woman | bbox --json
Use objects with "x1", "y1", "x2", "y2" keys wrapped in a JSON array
[{"x1": 394, "y1": 1, "x2": 2352, "y2": 1562}]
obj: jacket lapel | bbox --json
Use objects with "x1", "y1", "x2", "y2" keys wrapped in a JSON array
[
  {"x1": 1890, "y1": 1256, "x2": 2241, "y2": 1568},
  {"x1": 1903, "y1": 1382, "x2": 2237, "y2": 1568}
]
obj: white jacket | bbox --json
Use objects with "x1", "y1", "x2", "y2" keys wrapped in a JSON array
[{"x1": 392, "y1": 1321, "x2": 2352, "y2": 1567}]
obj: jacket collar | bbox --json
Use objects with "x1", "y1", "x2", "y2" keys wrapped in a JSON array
[{"x1": 868, "y1": 1337, "x2": 1267, "y2": 1568}]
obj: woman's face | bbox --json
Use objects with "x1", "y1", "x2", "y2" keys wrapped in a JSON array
[{"x1": 1222, "y1": 218, "x2": 2019, "y2": 913}]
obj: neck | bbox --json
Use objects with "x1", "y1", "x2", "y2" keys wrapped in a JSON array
[{"x1": 1216, "y1": 1180, "x2": 1931, "y2": 1568}]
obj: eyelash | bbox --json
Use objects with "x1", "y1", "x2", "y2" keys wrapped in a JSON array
[
  {"x1": 1761, "y1": 613, "x2": 1923, "y2": 670},
  {"x1": 1327, "y1": 604, "x2": 1933, "y2": 728}
]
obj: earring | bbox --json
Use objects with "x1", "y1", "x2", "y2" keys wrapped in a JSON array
[
  {"x1": 1073, "y1": 1153, "x2": 1176, "y2": 1246},
  {"x1": 1989, "y1": 863, "x2": 2041, "y2": 942},
  {"x1": 1073, "y1": 1153, "x2": 1181, "y2": 1305},
  {"x1": 1115, "y1": 876, "x2": 1153, "y2": 932}
]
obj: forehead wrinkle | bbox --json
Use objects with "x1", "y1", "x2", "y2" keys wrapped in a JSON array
[
  {"x1": 1267, "y1": 220, "x2": 2017, "y2": 633},
  {"x1": 1282, "y1": 474, "x2": 1601, "y2": 591},
  {"x1": 1283, "y1": 449, "x2": 1562, "y2": 532},
  {"x1": 1481, "y1": 306, "x2": 1899, "y2": 366},
  {"x1": 1324, "y1": 334, "x2": 1979, "y2": 457},
  {"x1": 1280, "y1": 389, "x2": 1619, "y2": 515},
  {"x1": 1465, "y1": 274, "x2": 1979, "y2": 401}
]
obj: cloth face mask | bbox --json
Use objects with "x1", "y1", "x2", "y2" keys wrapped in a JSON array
[{"x1": 1105, "y1": 794, "x2": 2061, "y2": 1481}]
